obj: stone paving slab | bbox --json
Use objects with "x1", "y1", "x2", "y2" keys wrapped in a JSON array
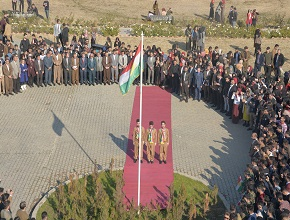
[
  {"x1": 171, "y1": 96, "x2": 250, "y2": 204},
  {"x1": 0, "y1": 85, "x2": 134, "y2": 213},
  {"x1": 0, "y1": 85, "x2": 250, "y2": 215}
]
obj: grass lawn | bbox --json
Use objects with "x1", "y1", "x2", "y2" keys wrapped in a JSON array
[
  {"x1": 36, "y1": 171, "x2": 225, "y2": 220},
  {"x1": 173, "y1": 173, "x2": 225, "y2": 219}
]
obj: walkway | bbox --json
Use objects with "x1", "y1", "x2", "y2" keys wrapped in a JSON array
[
  {"x1": 123, "y1": 87, "x2": 173, "y2": 208},
  {"x1": 0, "y1": 85, "x2": 249, "y2": 214}
]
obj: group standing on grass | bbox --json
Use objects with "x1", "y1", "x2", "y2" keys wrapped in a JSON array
[
  {"x1": 10, "y1": 0, "x2": 49, "y2": 19},
  {"x1": 208, "y1": 0, "x2": 259, "y2": 28}
]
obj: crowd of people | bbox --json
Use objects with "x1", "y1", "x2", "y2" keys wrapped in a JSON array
[
  {"x1": 0, "y1": 27, "x2": 289, "y2": 218},
  {"x1": 147, "y1": 0, "x2": 173, "y2": 21},
  {"x1": 0, "y1": 187, "x2": 49, "y2": 219},
  {"x1": 208, "y1": 0, "x2": 260, "y2": 28},
  {"x1": 182, "y1": 27, "x2": 290, "y2": 219},
  {"x1": 0, "y1": 0, "x2": 290, "y2": 219},
  {"x1": 10, "y1": 0, "x2": 49, "y2": 19},
  {"x1": 209, "y1": 0, "x2": 238, "y2": 26},
  {"x1": 0, "y1": 16, "x2": 204, "y2": 98}
]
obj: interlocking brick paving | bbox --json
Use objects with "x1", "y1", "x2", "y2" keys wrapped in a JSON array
[{"x1": 0, "y1": 85, "x2": 249, "y2": 215}]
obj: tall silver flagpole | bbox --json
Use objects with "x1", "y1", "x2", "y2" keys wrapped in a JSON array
[{"x1": 137, "y1": 32, "x2": 144, "y2": 214}]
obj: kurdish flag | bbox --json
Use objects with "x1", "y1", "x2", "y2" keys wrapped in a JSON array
[
  {"x1": 119, "y1": 42, "x2": 142, "y2": 95},
  {"x1": 235, "y1": 176, "x2": 243, "y2": 192}
]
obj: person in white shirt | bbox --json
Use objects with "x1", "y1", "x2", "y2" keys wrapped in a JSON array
[
  {"x1": 231, "y1": 90, "x2": 241, "y2": 124},
  {"x1": 53, "y1": 19, "x2": 61, "y2": 44}
]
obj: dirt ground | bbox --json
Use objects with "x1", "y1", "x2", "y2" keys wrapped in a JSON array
[
  {"x1": 2, "y1": 0, "x2": 289, "y2": 24},
  {"x1": 9, "y1": 0, "x2": 290, "y2": 70}
]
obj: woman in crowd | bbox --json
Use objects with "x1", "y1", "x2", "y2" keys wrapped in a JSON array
[
  {"x1": 191, "y1": 26, "x2": 199, "y2": 50},
  {"x1": 209, "y1": 0, "x2": 215, "y2": 20},
  {"x1": 91, "y1": 31, "x2": 96, "y2": 45},
  {"x1": 215, "y1": 2, "x2": 222, "y2": 23},
  {"x1": 154, "y1": 56, "x2": 161, "y2": 86},
  {"x1": 27, "y1": 55, "x2": 35, "y2": 87},
  {"x1": 242, "y1": 89, "x2": 251, "y2": 127},
  {"x1": 105, "y1": 37, "x2": 112, "y2": 49},
  {"x1": 197, "y1": 26, "x2": 206, "y2": 52},
  {"x1": 114, "y1": 37, "x2": 121, "y2": 48},
  {"x1": 246, "y1": 9, "x2": 252, "y2": 30},
  {"x1": 232, "y1": 90, "x2": 241, "y2": 124},
  {"x1": 153, "y1": 0, "x2": 159, "y2": 15},
  {"x1": 227, "y1": 51, "x2": 235, "y2": 72},
  {"x1": 3, "y1": 19, "x2": 12, "y2": 42},
  {"x1": 160, "y1": 56, "x2": 170, "y2": 90},
  {"x1": 71, "y1": 35, "x2": 78, "y2": 49},
  {"x1": 180, "y1": 52, "x2": 187, "y2": 67},
  {"x1": 252, "y1": 9, "x2": 259, "y2": 27},
  {"x1": 185, "y1": 25, "x2": 192, "y2": 51},
  {"x1": 79, "y1": 33, "x2": 86, "y2": 46},
  {"x1": 235, "y1": 60, "x2": 244, "y2": 79},
  {"x1": 246, "y1": 65, "x2": 253, "y2": 79},
  {"x1": 20, "y1": 59, "x2": 28, "y2": 87},
  {"x1": 21, "y1": 51, "x2": 28, "y2": 61},
  {"x1": 161, "y1": 8, "x2": 166, "y2": 16}
]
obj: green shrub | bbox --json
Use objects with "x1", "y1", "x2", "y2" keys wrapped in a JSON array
[
  {"x1": 100, "y1": 24, "x2": 120, "y2": 37},
  {"x1": 8, "y1": 14, "x2": 290, "y2": 38},
  {"x1": 36, "y1": 171, "x2": 225, "y2": 219}
]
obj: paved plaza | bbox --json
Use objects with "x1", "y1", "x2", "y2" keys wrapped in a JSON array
[{"x1": 0, "y1": 85, "x2": 249, "y2": 213}]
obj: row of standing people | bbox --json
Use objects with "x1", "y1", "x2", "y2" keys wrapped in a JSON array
[
  {"x1": 0, "y1": 48, "x2": 131, "y2": 96},
  {"x1": 132, "y1": 119, "x2": 169, "y2": 164}
]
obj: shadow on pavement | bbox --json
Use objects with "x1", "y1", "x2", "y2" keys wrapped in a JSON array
[
  {"x1": 51, "y1": 110, "x2": 101, "y2": 168},
  {"x1": 109, "y1": 133, "x2": 129, "y2": 155}
]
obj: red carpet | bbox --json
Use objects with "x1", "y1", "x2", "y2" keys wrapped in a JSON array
[{"x1": 123, "y1": 86, "x2": 174, "y2": 209}]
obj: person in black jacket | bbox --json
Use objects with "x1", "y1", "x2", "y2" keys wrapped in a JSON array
[
  {"x1": 203, "y1": 65, "x2": 212, "y2": 102},
  {"x1": 223, "y1": 76, "x2": 231, "y2": 113},
  {"x1": 32, "y1": 4, "x2": 39, "y2": 16},
  {"x1": 226, "y1": 78, "x2": 237, "y2": 117},
  {"x1": 60, "y1": 23, "x2": 69, "y2": 48},
  {"x1": 43, "y1": 0, "x2": 49, "y2": 19},
  {"x1": 273, "y1": 49, "x2": 285, "y2": 81},
  {"x1": 254, "y1": 49, "x2": 264, "y2": 77},
  {"x1": 19, "y1": 33, "x2": 30, "y2": 53},
  {"x1": 216, "y1": 73, "x2": 224, "y2": 110},
  {"x1": 169, "y1": 60, "x2": 180, "y2": 94}
]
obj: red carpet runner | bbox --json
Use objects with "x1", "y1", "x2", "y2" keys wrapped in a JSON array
[{"x1": 123, "y1": 86, "x2": 174, "y2": 208}]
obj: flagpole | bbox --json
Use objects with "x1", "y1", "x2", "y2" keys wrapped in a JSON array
[{"x1": 137, "y1": 32, "x2": 144, "y2": 214}]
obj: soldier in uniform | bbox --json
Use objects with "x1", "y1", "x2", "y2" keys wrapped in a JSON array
[
  {"x1": 145, "y1": 121, "x2": 157, "y2": 164},
  {"x1": 158, "y1": 121, "x2": 170, "y2": 164},
  {"x1": 132, "y1": 119, "x2": 145, "y2": 163}
]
